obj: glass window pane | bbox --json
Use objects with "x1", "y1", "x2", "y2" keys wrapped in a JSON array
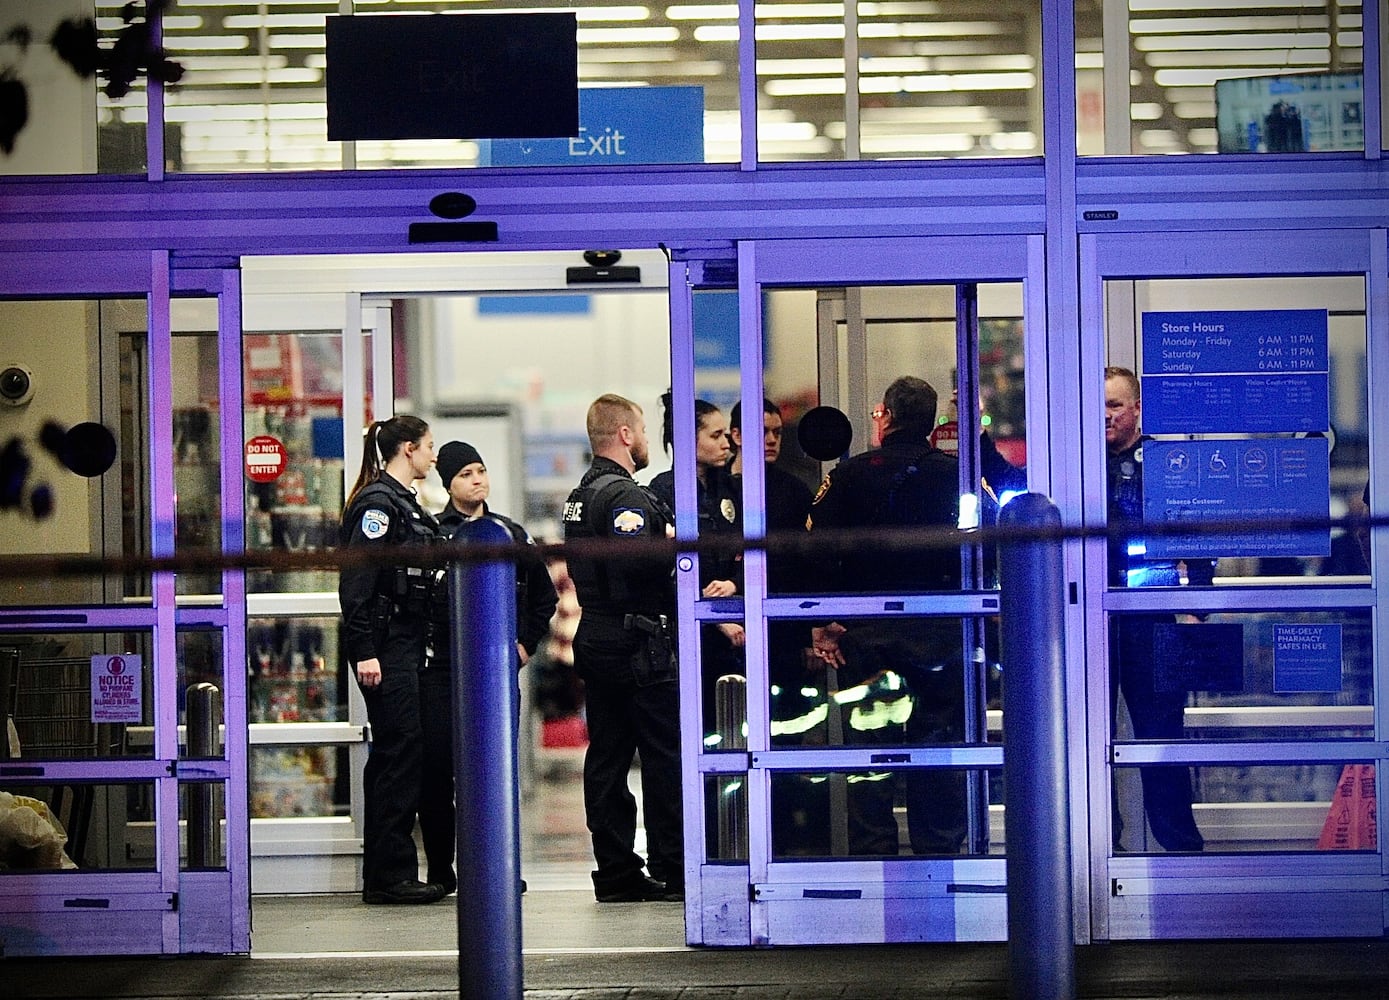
[
  {"x1": 1109, "y1": 609, "x2": 1372, "y2": 745},
  {"x1": 180, "y1": 780, "x2": 225, "y2": 869},
  {"x1": 3, "y1": 631, "x2": 153, "y2": 761},
  {"x1": 178, "y1": 628, "x2": 224, "y2": 760},
  {"x1": 171, "y1": 302, "x2": 221, "y2": 597},
  {"x1": 1103, "y1": 276, "x2": 1368, "y2": 584},
  {"x1": 248, "y1": 616, "x2": 345, "y2": 723},
  {"x1": 0, "y1": 298, "x2": 141, "y2": 605},
  {"x1": 769, "y1": 766, "x2": 1000, "y2": 858},
  {"x1": 0, "y1": 781, "x2": 155, "y2": 871},
  {"x1": 244, "y1": 332, "x2": 345, "y2": 595},
  {"x1": 1114, "y1": 762, "x2": 1374, "y2": 854},
  {"x1": 250, "y1": 745, "x2": 346, "y2": 818},
  {"x1": 1078, "y1": 1, "x2": 1364, "y2": 156}
]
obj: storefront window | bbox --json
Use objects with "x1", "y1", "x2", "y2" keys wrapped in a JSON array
[{"x1": 1077, "y1": 1, "x2": 1365, "y2": 155}]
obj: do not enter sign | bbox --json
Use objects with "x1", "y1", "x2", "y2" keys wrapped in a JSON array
[{"x1": 246, "y1": 435, "x2": 286, "y2": 483}]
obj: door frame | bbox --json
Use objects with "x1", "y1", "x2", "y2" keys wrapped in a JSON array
[
  {"x1": 1078, "y1": 228, "x2": 1389, "y2": 940},
  {"x1": 672, "y1": 234, "x2": 1066, "y2": 946}
]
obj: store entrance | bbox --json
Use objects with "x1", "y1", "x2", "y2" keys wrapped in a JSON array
[
  {"x1": 673, "y1": 237, "x2": 1054, "y2": 946},
  {"x1": 238, "y1": 251, "x2": 675, "y2": 910}
]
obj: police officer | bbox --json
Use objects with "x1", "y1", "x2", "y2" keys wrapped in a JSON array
[
  {"x1": 648, "y1": 395, "x2": 743, "y2": 743},
  {"x1": 339, "y1": 414, "x2": 446, "y2": 904},
  {"x1": 424, "y1": 440, "x2": 559, "y2": 893},
  {"x1": 808, "y1": 376, "x2": 967, "y2": 856},
  {"x1": 1105, "y1": 366, "x2": 1207, "y2": 852},
  {"x1": 563, "y1": 393, "x2": 683, "y2": 902}
]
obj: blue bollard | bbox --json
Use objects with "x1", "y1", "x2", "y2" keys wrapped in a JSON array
[
  {"x1": 449, "y1": 516, "x2": 522, "y2": 1000},
  {"x1": 997, "y1": 493, "x2": 1075, "y2": 1000}
]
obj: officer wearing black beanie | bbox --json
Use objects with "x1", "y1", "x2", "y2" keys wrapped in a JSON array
[{"x1": 424, "y1": 440, "x2": 558, "y2": 895}]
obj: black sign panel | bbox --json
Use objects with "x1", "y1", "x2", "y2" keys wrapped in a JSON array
[{"x1": 326, "y1": 13, "x2": 578, "y2": 141}]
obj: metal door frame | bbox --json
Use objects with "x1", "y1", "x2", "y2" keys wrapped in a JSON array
[
  {"x1": 672, "y1": 234, "x2": 1062, "y2": 946},
  {"x1": 1078, "y1": 228, "x2": 1389, "y2": 940},
  {"x1": 0, "y1": 251, "x2": 250, "y2": 955}
]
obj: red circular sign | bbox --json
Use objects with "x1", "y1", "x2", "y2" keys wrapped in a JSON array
[{"x1": 245, "y1": 435, "x2": 286, "y2": 483}]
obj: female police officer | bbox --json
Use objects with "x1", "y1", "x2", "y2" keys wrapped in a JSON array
[{"x1": 339, "y1": 414, "x2": 447, "y2": 905}]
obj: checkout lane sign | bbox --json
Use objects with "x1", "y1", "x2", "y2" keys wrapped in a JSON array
[{"x1": 92, "y1": 654, "x2": 143, "y2": 723}]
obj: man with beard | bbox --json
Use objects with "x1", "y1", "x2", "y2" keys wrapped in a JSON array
[{"x1": 562, "y1": 394, "x2": 684, "y2": 902}]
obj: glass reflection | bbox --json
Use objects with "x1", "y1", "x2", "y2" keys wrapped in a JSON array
[{"x1": 771, "y1": 767, "x2": 1002, "y2": 859}]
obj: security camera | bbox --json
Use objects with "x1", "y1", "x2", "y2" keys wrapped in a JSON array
[{"x1": 0, "y1": 365, "x2": 34, "y2": 406}]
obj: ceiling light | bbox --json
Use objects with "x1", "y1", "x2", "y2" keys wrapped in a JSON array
[
  {"x1": 860, "y1": 133, "x2": 975, "y2": 153},
  {"x1": 97, "y1": 15, "x2": 201, "y2": 31},
  {"x1": 1130, "y1": 0, "x2": 1334, "y2": 8},
  {"x1": 268, "y1": 34, "x2": 327, "y2": 49},
  {"x1": 1130, "y1": 102, "x2": 1163, "y2": 120},
  {"x1": 222, "y1": 14, "x2": 326, "y2": 29},
  {"x1": 1130, "y1": 15, "x2": 1329, "y2": 34},
  {"x1": 861, "y1": 21, "x2": 1005, "y2": 38},
  {"x1": 755, "y1": 3, "x2": 846, "y2": 16},
  {"x1": 1174, "y1": 102, "x2": 1216, "y2": 119},
  {"x1": 1075, "y1": 53, "x2": 1103, "y2": 70},
  {"x1": 858, "y1": 3, "x2": 946, "y2": 16},
  {"x1": 163, "y1": 36, "x2": 251, "y2": 51},
  {"x1": 1155, "y1": 68, "x2": 1286, "y2": 87},
  {"x1": 1135, "y1": 32, "x2": 1332, "y2": 51},
  {"x1": 1143, "y1": 49, "x2": 1328, "y2": 68},
  {"x1": 667, "y1": 4, "x2": 738, "y2": 19},
  {"x1": 579, "y1": 27, "x2": 680, "y2": 43}
]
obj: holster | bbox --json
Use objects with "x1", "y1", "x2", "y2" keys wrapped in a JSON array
[{"x1": 624, "y1": 613, "x2": 675, "y2": 686}]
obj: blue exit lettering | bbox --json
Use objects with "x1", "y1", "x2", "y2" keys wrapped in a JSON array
[{"x1": 570, "y1": 126, "x2": 626, "y2": 157}]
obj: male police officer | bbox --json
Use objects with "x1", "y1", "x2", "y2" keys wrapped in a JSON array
[
  {"x1": 1105, "y1": 366, "x2": 1206, "y2": 852},
  {"x1": 563, "y1": 394, "x2": 683, "y2": 902},
  {"x1": 808, "y1": 376, "x2": 967, "y2": 856}
]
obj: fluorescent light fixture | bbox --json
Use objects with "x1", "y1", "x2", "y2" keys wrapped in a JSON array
[
  {"x1": 1135, "y1": 32, "x2": 1332, "y2": 51},
  {"x1": 861, "y1": 105, "x2": 996, "y2": 122},
  {"x1": 580, "y1": 47, "x2": 680, "y2": 61},
  {"x1": 758, "y1": 58, "x2": 846, "y2": 75},
  {"x1": 1130, "y1": 15, "x2": 1329, "y2": 34},
  {"x1": 1075, "y1": 52, "x2": 1104, "y2": 70},
  {"x1": 764, "y1": 77, "x2": 844, "y2": 96},
  {"x1": 1155, "y1": 68, "x2": 1289, "y2": 87},
  {"x1": 222, "y1": 14, "x2": 326, "y2": 29},
  {"x1": 754, "y1": 3, "x2": 846, "y2": 16},
  {"x1": 1174, "y1": 101, "x2": 1216, "y2": 119},
  {"x1": 859, "y1": 2, "x2": 947, "y2": 15},
  {"x1": 1130, "y1": 102, "x2": 1163, "y2": 120},
  {"x1": 179, "y1": 69, "x2": 322, "y2": 86},
  {"x1": 861, "y1": 21, "x2": 1005, "y2": 38},
  {"x1": 667, "y1": 4, "x2": 738, "y2": 18},
  {"x1": 574, "y1": 7, "x2": 652, "y2": 21},
  {"x1": 860, "y1": 71, "x2": 1035, "y2": 92},
  {"x1": 163, "y1": 36, "x2": 251, "y2": 51},
  {"x1": 1143, "y1": 49, "x2": 1328, "y2": 68},
  {"x1": 1186, "y1": 128, "x2": 1219, "y2": 146},
  {"x1": 268, "y1": 34, "x2": 327, "y2": 49},
  {"x1": 958, "y1": 492, "x2": 980, "y2": 529},
  {"x1": 1130, "y1": 0, "x2": 1333, "y2": 8},
  {"x1": 178, "y1": 56, "x2": 291, "y2": 71},
  {"x1": 1138, "y1": 129, "x2": 1180, "y2": 149},
  {"x1": 97, "y1": 15, "x2": 201, "y2": 31},
  {"x1": 578, "y1": 27, "x2": 680, "y2": 43}
]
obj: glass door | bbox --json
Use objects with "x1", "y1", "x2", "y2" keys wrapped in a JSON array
[
  {"x1": 0, "y1": 253, "x2": 249, "y2": 955},
  {"x1": 1080, "y1": 229, "x2": 1386, "y2": 939},
  {"x1": 674, "y1": 236, "x2": 1052, "y2": 945}
]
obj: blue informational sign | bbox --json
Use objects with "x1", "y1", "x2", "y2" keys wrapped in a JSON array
[
  {"x1": 482, "y1": 86, "x2": 704, "y2": 166},
  {"x1": 1142, "y1": 436, "x2": 1330, "y2": 558},
  {"x1": 1141, "y1": 309, "x2": 1329, "y2": 434},
  {"x1": 1144, "y1": 374, "x2": 1328, "y2": 435},
  {"x1": 1272, "y1": 623, "x2": 1343, "y2": 693}
]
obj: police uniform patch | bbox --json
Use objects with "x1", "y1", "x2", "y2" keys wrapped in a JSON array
[
  {"x1": 720, "y1": 498, "x2": 736, "y2": 523},
  {"x1": 612, "y1": 508, "x2": 646, "y2": 535},
  {"x1": 361, "y1": 509, "x2": 390, "y2": 539}
]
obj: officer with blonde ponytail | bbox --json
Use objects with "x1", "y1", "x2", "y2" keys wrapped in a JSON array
[{"x1": 339, "y1": 415, "x2": 447, "y2": 904}]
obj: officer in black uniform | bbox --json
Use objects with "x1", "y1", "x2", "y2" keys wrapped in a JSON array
[
  {"x1": 649, "y1": 395, "x2": 743, "y2": 743},
  {"x1": 425, "y1": 440, "x2": 559, "y2": 893},
  {"x1": 338, "y1": 414, "x2": 446, "y2": 904},
  {"x1": 563, "y1": 393, "x2": 683, "y2": 902},
  {"x1": 808, "y1": 376, "x2": 967, "y2": 856},
  {"x1": 1105, "y1": 366, "x2": 1207, "y2": 852}
]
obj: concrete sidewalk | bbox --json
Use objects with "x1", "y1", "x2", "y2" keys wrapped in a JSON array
[{"x1": 7, "y1": 938, "x2": 1389, "y2": 999}]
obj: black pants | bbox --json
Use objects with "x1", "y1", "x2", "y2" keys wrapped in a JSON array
[
  {"x1": 838, "y1": 620, "x2": 967, "y2": 856},
  {"x1": 1110, "y1": 615, "x2": 1204, "y2": 852},
  {"x1": 358, "y1": 636, "x2": 425, "y2": 889},
  {"x1": 417, "y1": 665, "x2": 455, "y2": 883},
  {"x1": 575, "y1": 617, "x2": 683, "y2": 891}
]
